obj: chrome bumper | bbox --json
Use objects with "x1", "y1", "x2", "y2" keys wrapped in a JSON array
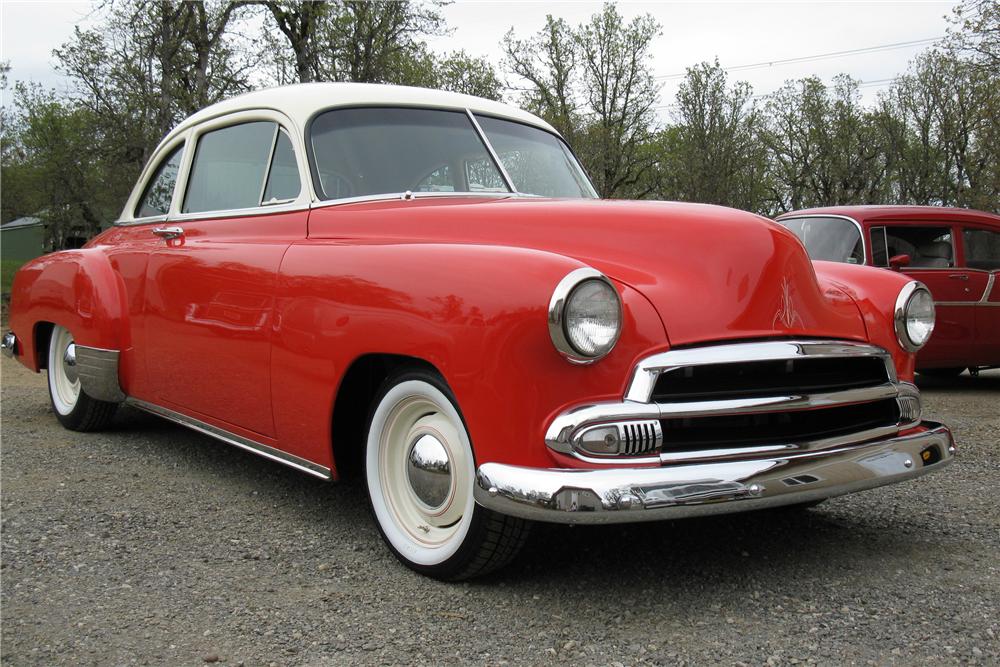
[
  {"x1": 474, "y1": 421, "x2": 954, "y2": 524},
  {"x1": 1, "y1": 331, "x2": 16, "y2": 358}
]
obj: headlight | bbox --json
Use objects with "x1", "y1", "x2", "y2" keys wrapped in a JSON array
[
  {"x1": 549, "y1": 268, "x2": 622, "y2": 363},
  {"x1": 894, "y1": 282, "x2": 935, "y2": 352}
]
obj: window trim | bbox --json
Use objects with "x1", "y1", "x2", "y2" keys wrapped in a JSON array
[
  {"x1": 304, "y1": 103, "x2": 598, "y2": 204},
  {"x1": 127, "y1": 135, "x2": 189, "y2": 225},
  {"x1": 116, "y1": 108, "x2": 312, "y2": 226},
  {"x1": 472, "y1": 111, "x2": 599, "y2": 199}
]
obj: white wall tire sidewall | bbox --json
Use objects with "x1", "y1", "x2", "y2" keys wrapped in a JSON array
[
  {"x1": 366, "y1": 379, "x2": 476, "y2": 567},
  {"x1": 48, "y1": 325, "x2": 80, "y2": 416}
]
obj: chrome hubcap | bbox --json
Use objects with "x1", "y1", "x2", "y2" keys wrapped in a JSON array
[
  {"x1": 406, "y1": 433, "x2": 452, "y2": 509},
  {"x1": 62, "y1": 343, "x2": 78, "y2": 384}
]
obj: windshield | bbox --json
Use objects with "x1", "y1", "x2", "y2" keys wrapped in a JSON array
[
  {"x1": 778, "y1": 217, "x2": 865, "y2": 264},
  {"x1": 309, "y1": 107, "x2": 596, "y2": 201}
]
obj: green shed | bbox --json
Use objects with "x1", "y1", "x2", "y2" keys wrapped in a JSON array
[{"x1": 1, "y1": 216, "x2": 45, "y2": 261}]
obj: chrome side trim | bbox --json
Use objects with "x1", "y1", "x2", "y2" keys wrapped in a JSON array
[
  {"x1": 309, "y1": 191, "x2": 522, "y2": 211},
  {"x1": 625, "y1": 339, "x2": 895, "y2": 403},
  {"x1": 74, "y1": 346, "x2": 126, "y2": 403},
  {"x1": 477, "y1": 422, "x2": 955, "y2": 524},
  {"x1": 127, "y1": 398, "x2": 332, "y2": 480},
  {"x1": 1, "y1": 331, "x2": 16, "y2": 358},
  {"x1": 466, "y1": 109, "x2": 517, "y2": 194}
]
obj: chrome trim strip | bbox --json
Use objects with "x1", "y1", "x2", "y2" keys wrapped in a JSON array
[
  {"x1": 477, "y1": 422, "x2": 954, "y2": 524},
  {"x1": 625, "y1": 339, "x2": 894, "y2": 403},
  {"x1": 466, "y1": 109, "x2": 517, "y2": 194},
  {"x1": 127, "y1": 398, "x2": 332, "y2": 480},
  {"x1": 74, "y1": 346, "x2": 126, "y2": 403},
  {"x1": 1, "y1": 331, "x2": 16, "y2": 358},
  {"x1": 981, "y1": 272, "x2": 996, "y2": 303},
  {"x1": 258, "y1": 124, "x2": 281, "y2": 206},
  {"x1": 547, "y1": 383, "x2": 901, "y2": 457},
  {"x1": 308, "y1": 190, "x2": 521, "y2": 212},
  {"x1": 547, "y1": 267, "x2": 621, "y2": 364}
]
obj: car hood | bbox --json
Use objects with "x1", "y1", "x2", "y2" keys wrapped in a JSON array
[{"x1": 307, "y1": 197, "x2": 869, "y2": 346}]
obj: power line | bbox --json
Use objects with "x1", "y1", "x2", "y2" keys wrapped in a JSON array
[{"x1": 653, "y1": 37, "x2": 942, "y2": 81}]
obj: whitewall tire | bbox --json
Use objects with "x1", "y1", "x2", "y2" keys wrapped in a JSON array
[
  {"x1": 364, "y1": 369, "x2": 529, "y2": 579},
  {"x1": 46, "y1": 325, "x2": 118, "y2": 431}
]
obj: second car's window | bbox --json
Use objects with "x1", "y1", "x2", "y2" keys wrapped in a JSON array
[
  {"x1": 885, "y1": 226, "x2": 953, "y2": 268},
  {"x1": 184, "y1": 121, "x2": 277, "y2": 213},
  {"x1": 963, "y1": 228, "x2": 1000, "y2": 270}
]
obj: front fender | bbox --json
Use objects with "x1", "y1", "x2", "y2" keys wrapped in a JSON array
[
  {"x1": 271, "y1": 242, "x2": 668, "y2": 472},
  {"x1": 813, "y1": 260, "x2": 916, "y2": 381},
  {"x1": 9, "y1": 249, "x2": 128, "y2": 371}
]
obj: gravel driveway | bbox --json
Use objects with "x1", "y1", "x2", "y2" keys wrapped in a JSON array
[{"x1": 2, "y1": 355, "x2": 998, "y2": 666}]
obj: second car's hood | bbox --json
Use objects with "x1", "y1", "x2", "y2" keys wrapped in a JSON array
[{"x1": 307, "y1": 197, "x2": 868, "y2": 345}]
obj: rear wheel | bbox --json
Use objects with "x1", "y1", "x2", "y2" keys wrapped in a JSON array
[
  {"x1": 47, "y1": 325, "x2": 118, "y2": 431},
  {"x1": 364, "y1": 369, "x2": 529, "y2": 580}
]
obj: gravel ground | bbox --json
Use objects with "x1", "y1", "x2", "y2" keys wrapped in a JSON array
[{"x1": 2, "y1": 355, "x2": 998, "y2": 666}]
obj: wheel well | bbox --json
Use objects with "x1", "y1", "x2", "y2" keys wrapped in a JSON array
[
  {"x1": 34, "y1": 322, "x2": 54, "y2": 370},
  {"x1": 331, "y1": 353, "x2": 439, "y2": 480}
]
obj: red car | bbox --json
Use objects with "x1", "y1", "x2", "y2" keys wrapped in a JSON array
[
  {"x1": 3, "y1": 84, "x2": 955, "y2": 579},
  {"x1": 776, "y1": 206, "x2": 1000, "y2": 376}
]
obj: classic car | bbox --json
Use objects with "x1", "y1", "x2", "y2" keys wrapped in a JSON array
[
  {"x1": 776, "y1": 206, "x2": 1000, "y2": 376},
  {"x1": 3, "y1": 84, "x2": 955, "y2": 579}
]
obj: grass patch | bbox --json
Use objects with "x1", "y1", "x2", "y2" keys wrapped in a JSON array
[{"x1": 1, "y1": 259, "x2": 25, "y2": 294}]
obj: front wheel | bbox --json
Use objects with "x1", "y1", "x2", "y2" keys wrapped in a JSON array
[
  {"x1": 47, "y1": 325, "x2": 118, "y2": 431},
  {"x1": 364, "y1": 369, "x2": 529, "y2": 580}
]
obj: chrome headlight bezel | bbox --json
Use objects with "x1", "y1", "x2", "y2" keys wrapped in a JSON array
[
  {"x1": 548, "y1": 268, "x2": 622, "y2": 364},
  {"x1": 894, "y1": 281, "x2": 936, "y2": 352}
]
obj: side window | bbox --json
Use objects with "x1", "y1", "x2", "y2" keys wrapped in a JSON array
[
  {"x1": 135, "y1": 145, "x2": 183, "y2": 218},
  {"x1": 262, "y1": 128, "x2": 301, "y2": 205},
  {"x1": 870, "y1": 226, "x2": 889, "y2": 267},
  {"x1": 963, "y1": 228, "x2": 1000, "y2": 270},
  {"x1": 885, "y1": 226, "x2": 953, "y2": 268},
  {"x1": 184, "y1": 121, "x2": 277, "y2": 214}
]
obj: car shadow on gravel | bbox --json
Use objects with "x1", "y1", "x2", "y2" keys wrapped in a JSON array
[
  {"x1": 915, "y1": 370, "x2": 1000, "y2": 392},
  {"x1": 106, "y1": 405, "x2": 934, "y2": 590}
]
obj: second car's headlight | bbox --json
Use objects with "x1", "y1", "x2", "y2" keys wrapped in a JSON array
[
  {"x1": 549, "y1": 268, "x2": 622, "y2": 363},
  {"x1": 895, "y1": 282, "x2": 936, "y2": 352}
]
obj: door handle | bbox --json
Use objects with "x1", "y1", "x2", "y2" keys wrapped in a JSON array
[
  {"x1": 948, "y1": 274, "x2": 969, "y2": 280},
  {"x1": 152, "y1": 226, "x2": 184, "y2": 240}
]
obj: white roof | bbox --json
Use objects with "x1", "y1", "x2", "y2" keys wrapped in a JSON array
[{"x1": 165, "y1": 82, "x2": 557, "y2": 145}]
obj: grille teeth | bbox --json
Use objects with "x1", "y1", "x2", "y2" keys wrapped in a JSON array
[{"x1": 619, "y1": 421, "x2": 662, "y2": 455}]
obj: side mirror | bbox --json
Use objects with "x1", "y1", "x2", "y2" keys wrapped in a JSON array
[{"x1": 889, "y1": 254, "x2": 911, "y2": 271}]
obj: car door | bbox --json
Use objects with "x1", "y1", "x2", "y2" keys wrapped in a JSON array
[
  {"x1": 961, "y1": 225, "x2": 1000, "y2": 366},
  {"x1": 884, "y1": 223, "x2": 986, "y2": 367},
  {"x1": 142, "y1": 113, "x2": 309, "y2": 438}
]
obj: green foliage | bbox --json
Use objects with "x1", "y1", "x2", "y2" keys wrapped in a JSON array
[
  {"x1": 503, "y1": 4, "x2": 661, "y2": 198},
  {"x1": 1, "y1": 259, "x2": 25, "y2": 294},
  {"x1": 2, "y1": 0, "x2": 997, "y2": 244}
]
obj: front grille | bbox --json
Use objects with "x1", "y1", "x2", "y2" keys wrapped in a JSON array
[
  {"x1": 651, "y1": 355, "x2": 889, "y2": 403},
  {"x1": 660, "y1": 398, "x2": 900, "y2": 450}
]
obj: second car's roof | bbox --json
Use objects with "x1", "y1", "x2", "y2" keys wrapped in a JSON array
[
  {"x1": 778, "y1": 205, "x2": 1000, "y2": 227},
  {"x1": 168, "y1": 82, "x2": 557, "y2": 141}
]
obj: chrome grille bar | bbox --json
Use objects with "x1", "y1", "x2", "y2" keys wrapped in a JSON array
[{"x1": 625, "y1": 340, "x2": 895, "y2": 403}]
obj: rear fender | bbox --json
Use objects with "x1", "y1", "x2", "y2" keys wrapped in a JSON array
[{"x1": 9, "y1": 249, "x2": 128, "y2": 372}]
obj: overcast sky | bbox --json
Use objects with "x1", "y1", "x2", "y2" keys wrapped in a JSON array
[{"x1": 2, "y1": 0, "x2": 959, "y2": 119}]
